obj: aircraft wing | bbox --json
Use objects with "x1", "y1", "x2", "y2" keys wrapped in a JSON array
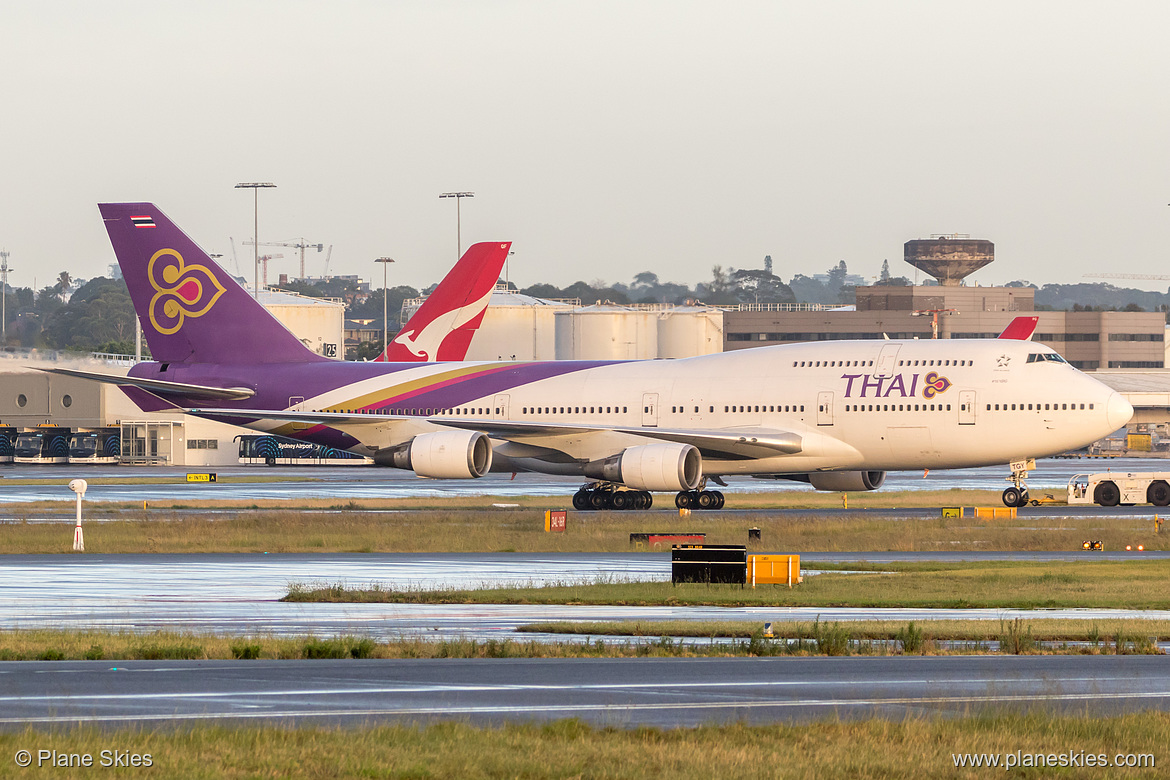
[
  {"x1": 186, "y1": 408, "x2": 402, "y2": 426},
  {"x1": 184, "y1": 409, "x2": 802, "y2": 459},
  {"x1": 37, "y1": 367, "x2": 256, "y2": 401},
  {"x1": 437, "y1": 419, "x2": 803, "y2": 460}
]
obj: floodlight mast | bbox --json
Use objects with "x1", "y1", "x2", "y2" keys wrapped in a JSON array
[
  {"x1": 0, "y1": 249, "x2": 10, "y2": 348},
  {"x1": 234, "y1": 183, "x2": 277, "y2": 298},
  {"x1": 439, "y1": 192, "x2": 474, "y2": 260},
  {"x1": 375, "y1": 257, "x2": 395, "y2": 352}
]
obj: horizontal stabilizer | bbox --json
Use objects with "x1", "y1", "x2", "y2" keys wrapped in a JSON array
[
  {"x1": 38, "y1": 367, "x2": 255, "y2": 401},
  {"x1": 998, "y1": 316, "x2": 1039, "y2": 340}
]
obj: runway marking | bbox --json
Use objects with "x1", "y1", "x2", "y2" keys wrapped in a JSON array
[
  {"x1": 0, "y1": 676, "x2": 1158, "y2": 703},
  {"x1": 4, "y1": 690, "x2": 1170, "y2": 725}
]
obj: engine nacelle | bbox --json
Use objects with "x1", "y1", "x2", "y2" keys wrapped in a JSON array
[
  {"x1": 585, "y1": 442, "x2": 702, "y2": 492},
  {"x1": 379, "y1": 430, "x2": 493, "y2": 479},
  {"x1": 807, "y1": 470, "x2": 886, "y2": 492}
]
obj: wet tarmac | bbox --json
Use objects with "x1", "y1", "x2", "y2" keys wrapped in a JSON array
[
  {"x1": 4, "y1": 553, "x2": 1170, "y2": 642},
  {"x1": 0, "y1": 457, "x2": 1163, "y2": 503}
]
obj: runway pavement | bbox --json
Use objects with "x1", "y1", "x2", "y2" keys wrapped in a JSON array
[{"x1": 3, "y1": 655, "x2": 1169, "y2": 729}]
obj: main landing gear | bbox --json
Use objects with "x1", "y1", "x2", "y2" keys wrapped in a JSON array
[
  {"x1": 1001, "y1": 459, "x2": 1035, "y2": 507},
  {"x1": 674, "y1": 489, "x2": 725, "y2": 510},
  {"x1": 570, "y1": 482, "x2": 726, "y2": 511},
  {"x1": 572, "y1": 482, "x2": 653, "y2": 511}
]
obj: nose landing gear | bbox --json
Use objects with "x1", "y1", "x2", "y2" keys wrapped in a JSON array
[{"x1": 1001, "y1": 458, "x2": 1036, "y2": 507}]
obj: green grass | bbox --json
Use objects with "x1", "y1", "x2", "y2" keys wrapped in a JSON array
[
  {"x1": 0, "y1": 714, "x2": 1164, "y2": 778},
  {"x1": 285, "y1": 559, "x2": 1170, "y2": 610},
  {"x1": 2, "y1": 620, "x2": 1162, "y2": 661},
  {"x1": 2, "y1": 497, "x2": 1166, "y2": 554}
]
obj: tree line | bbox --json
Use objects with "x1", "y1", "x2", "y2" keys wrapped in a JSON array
[{"x1": 4, "y1": 264, "x2": 1169, "y2": 355}]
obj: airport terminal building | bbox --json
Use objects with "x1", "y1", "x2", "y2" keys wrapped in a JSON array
[{"x1": 723, "y1": 284, "x2": 1166, "y2": 371}]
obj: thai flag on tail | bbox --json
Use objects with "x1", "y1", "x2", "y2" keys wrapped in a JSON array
[{"x1": 130, "y1": 215, "x2": 156, "y2": 228}]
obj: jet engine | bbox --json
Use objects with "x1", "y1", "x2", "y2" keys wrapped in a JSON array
[
  {"x1": 806, "y1": 470, "x2": 886, "y2": 492},
  {"x1": 584, "y1": 442, "x2": 702, "y2": 492},
  {"x1": 379, "y1": 430, "x2": 493, "y2": 479}
]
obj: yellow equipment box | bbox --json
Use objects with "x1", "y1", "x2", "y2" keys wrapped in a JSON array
[{"x1": 748, "y1": 554, "x2": 802, "y2": 587}]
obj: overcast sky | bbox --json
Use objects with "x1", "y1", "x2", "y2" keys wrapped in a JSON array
[{"x1": 2, "y1": 1, "x2": 1169, "y2": 294}]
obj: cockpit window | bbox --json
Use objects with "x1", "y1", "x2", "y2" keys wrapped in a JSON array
[{"x1": 1026, "y1": 352, "x2": 1068, "y2": 364}]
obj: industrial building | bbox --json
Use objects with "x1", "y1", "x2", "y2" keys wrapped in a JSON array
[
  {"x1": 401, "y1": 286, "x2": 726, "y2": 361},
  {"x1": 0, "y1": 288, "x2": 346, "y2": 466},
  {"x1": 724, "y1": 237, "x2": 1166, "y2": 370}
]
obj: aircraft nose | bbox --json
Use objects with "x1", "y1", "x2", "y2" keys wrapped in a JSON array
[{"x1": 1106, "y1": 392, "x2": 1133, "y2": 431}]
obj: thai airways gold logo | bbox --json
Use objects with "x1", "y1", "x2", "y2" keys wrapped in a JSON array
[{"x1": 147, "y1": 249, "x2": 226, "y2": 335}]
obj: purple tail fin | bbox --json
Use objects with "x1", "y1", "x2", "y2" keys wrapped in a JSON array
[{"x1": 99, "y1": 203, "x2": 324, "y2": 365}]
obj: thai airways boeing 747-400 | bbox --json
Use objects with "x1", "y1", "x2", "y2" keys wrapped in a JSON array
[{"x1": 49, "y1": 203, "x2": 1133, "y2": 509}]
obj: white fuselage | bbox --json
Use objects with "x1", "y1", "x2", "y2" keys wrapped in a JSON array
[{"x1": 269, "y1": 338, "x2": 1130, "y2": 478}]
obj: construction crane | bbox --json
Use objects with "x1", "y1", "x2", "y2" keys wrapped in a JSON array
[
  {"x1": 243, "y1": 238, "x2": 324, "y2": 280},
  {"x1": 1084, "y1": 273, "x2": 1170, "y2": 282},
  {"x1": 258, "y1": 254, "x2": 283, "y2": 288}
]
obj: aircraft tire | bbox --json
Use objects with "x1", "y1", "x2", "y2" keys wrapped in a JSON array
[
  {"x1": 1094, "y1": 481, "x2": 1121, "y2": 507},
  {"x1": 589, "y1": 491, "x2": 608, "y2": 510},
  {"x1": 637, "y1": 492, "x2": 653, "y2": 510},
  {"x1": 572, "y1": 490, "x2": 591, "y2": 511},
  {"x1": 1002, "y1": 487, "x2": 1021, "y2": 508},
  {"x1": 1019, "y1": 490, "x2": 1029, "y2": 507},
  {"x1": 1148, "y1": 481, "x2": 1170, "y2": 507},
  {"x1": 697, "y1": 491, "x2": 716, "y2": 509},
  {"x1": 712, "y1": 491, "x2": 725, "y2": 509},
  {"x1": 611, "y1": 491, "x2": 631, "y2": 510},
  {"x1": 675, "y1": 492, "x2": 693, "y2": 509}
]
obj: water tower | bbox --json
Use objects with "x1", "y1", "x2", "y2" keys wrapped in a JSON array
[{"x1": 903, "y1": 235, "x2": 994, "y2": 286}]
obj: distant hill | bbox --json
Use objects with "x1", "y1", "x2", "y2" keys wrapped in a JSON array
[{"x1": 1034, "y1": 283, "x2": 1170, "y2": 313}]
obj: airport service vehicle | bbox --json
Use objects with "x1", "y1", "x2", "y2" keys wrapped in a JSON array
[
  {"x1": 377, "y1": 241, "x2": 510, "y2": 361},
  {"x1": 1067, "y1": 472, "x2": 1170, "y2": 507},
  {"x1": 14, "y1": 427, "x2": 71, "y2": 464},
  {"x1": 236, "y1": 434, "x2": 372, "y2": 466},
  {"x1": 49, "y1": 203, "x2": 1133, "y2": 510},
  {"x1": 0, "y1": 426, "x2": 16, "y2": 464},
  {"x1": 68, "y1": 428, "x2": 122, "y2": 464}
]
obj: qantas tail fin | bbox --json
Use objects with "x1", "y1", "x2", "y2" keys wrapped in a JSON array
[
  {"x1": 99, "y1": 203, "x2": 324, "y2": 365},
  {"x1": 997, "y1": 316, "x2": 1039, "y2": 341},
  {"x1": 379, "y1": 241, "x2": 511, "y2": 361}
]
